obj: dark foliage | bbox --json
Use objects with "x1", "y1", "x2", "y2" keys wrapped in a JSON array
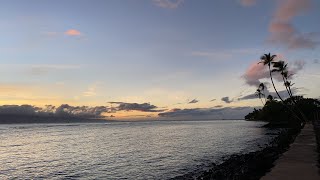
[{"x1": 245, "y1": 96, "x2": 320, "y2": 128}]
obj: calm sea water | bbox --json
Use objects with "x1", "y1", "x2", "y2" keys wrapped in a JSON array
[{"x1": 0, "y1": 120, "x2": 278, "y2": 179}]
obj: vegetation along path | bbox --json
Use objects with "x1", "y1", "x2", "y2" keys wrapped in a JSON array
[{"x1": 261, "y1": 123, "x2": 319, "y2": 180}]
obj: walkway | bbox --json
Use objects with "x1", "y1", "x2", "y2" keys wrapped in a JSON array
[{"x1": 262, "y1": 123, "x2": 319, "y2": 180}]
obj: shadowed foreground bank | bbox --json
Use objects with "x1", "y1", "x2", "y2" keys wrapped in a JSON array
[
  {"x1": 261, "y1": 123, "x2": 319, "y2": 180},
  {"x1": 172, "y1": 126, "x2": 300, "y2": 180}
]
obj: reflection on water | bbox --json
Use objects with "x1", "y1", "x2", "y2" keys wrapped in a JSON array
[{"x1": 0, "y1": 120, "x2": 278, "y2": 179}]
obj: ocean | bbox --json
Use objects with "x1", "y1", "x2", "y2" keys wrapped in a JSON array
[{"x1": 0, "y1": 120, "x2": 279, "y2": 179}]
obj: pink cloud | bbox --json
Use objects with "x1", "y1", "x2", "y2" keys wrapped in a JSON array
[
  {"x1": 274, "y1": 0, "x2": 311, "y2": 22},
  {"x1": 268, "y1": 0, "x2": 318, "y2": 49},
  {"x1": 153, "y1": 0, "x2": 184, "y2": 9},
  {"x1": 268, "y1": 21, "x2": 318, "y2": 49},
  {"x1": 242, "y1": 58, "x2": 306, "y2": 86},
  {"x1": 64, "y1": 29, "x2": 81, "y2": 36},
  {"x1": 269, "y1": 22, "x2": 295, "y2": 33},
  {"x1": 242, "y1": 61, "x2": 269, "y2": 86},
  {"x1": 240, "y1": 0, "x2": 256, "y2": 7}
]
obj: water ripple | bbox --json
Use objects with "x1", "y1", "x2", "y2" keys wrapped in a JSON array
[{"x1": 0, "y1": 120, "x2": 278, "y2": 179}]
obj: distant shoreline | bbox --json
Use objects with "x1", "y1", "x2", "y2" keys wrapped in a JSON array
[{"x1": 0, "y1": 115, "x2": 245, "y2": 124}]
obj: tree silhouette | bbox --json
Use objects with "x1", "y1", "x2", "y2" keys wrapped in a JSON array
[
  {"x1": 255, "y1": 89, "x2": 265, "y2": 106},
  {"x1": 259, "y1": 53, "x2": 284, "y2": 102},
  {"x1": 258, "y1": 83, "x2": 267, "y2": 103},
  {"x1": 256, "y1": 53, "x2": 303, "y2": 124},
  {"x1": 272, "y1": 61, "x2": 291, "y2": 97},
  {"x1": 272, "y1": 60, "x2": 307, "y2": 122},
  {"x1": 267, "y1": 95, "x2": 274, "y2": 102}
]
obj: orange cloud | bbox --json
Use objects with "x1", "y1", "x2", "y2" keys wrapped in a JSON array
[{"x1": 65, "y1": 29, "x2": 81, "y2": 36}]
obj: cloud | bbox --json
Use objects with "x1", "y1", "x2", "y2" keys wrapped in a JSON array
[
  {"x1": 238, "y1": 87, "x2": 298, "y2": 101},
  {"x1": 210, "y1": 99, "x2": 216, "y2": 102},
  {"x1": 54, "y1": 104, "x2": 109, "y2": 118},
  {"x1": 239, "y1": 0, "x2": 257, "y2": 7},
  {"x1": 290, "y1": 60, "x2": 306, "y2": 76},
  {"x1": 242, "y1": 59, "x2": 306, "y2": 86},
  {"x1": 221, "y1": 97, "x2": 233, "y2": 103},
  {"x1": 83, "y1": 83, "x2": 101, "y2": 97},
  {"x1": 274, "y1": 0, "x2": 311, "y2": 22},
  {"x1": 64, "y1": 29, "x2": 81, "y2": 36},
  {"x1": 0, "y1": 104, "x2": 110, "y2": 119},
  {"x1": 268, "y1": 0, "x2": 318, "y2": 49},
  {"x1": 188, "y1": 99, "x2": 199, "y2": 104},
  {"x1": 158, "y1": 106, "x2": 253, "y2": 119},
  {"x1": 108, "y1": 102, "x2": 165, "y2": 112},
  {"x1": 314, "y1": 59, "x2": 319, "y2": 64},
  {"x1": 153, "y1": 0, "x2": 184, "y2": 9},
  {"x1": 268, "y1": 22, "x2": 319, "y2": 49},
  {"x1": 0, "y1": 105, "x2": 40, "y2": 116},
  {"x1": 108, "y1": 101, "x2": 124, "y2": 104},
  {"x1": 242, "y1": 61, "x2": 269, "y2": 86},
  {"x1": 83, "y1": 87, "x2": 96, "y2": 97}
]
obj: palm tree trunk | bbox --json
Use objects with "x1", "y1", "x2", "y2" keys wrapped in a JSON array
[
  {"x1": 269, "y1": 64, "x2": 284, "y2": 102},
  {"x1": 282, "y1": 75, "x2": 292, "y2": 98},
  {"x1": 260, "y1": 98, "x2": 264, "y2": 106},
  {"x1": 287, "y1": 81, "x2": 293, "y2": 97}
]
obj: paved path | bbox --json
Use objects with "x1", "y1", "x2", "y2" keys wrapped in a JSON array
[{"x1": 262, "y1": 123, "x2": 319, "y2": 180}]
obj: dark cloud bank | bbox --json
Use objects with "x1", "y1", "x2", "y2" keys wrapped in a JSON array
[
  {"x1": 0, "y1": 102, "x2": 256, "y2": 123},
  {"x1": 0, "y1": 104, "x2": 110, "y2": 124},
  {"x1": 0, "y1": 102, "x2": 166, "y2": 123},
  {"x1": 109, "y1": 102, "x2": 165, "y2": 112},
  {"x1": 158, "y1": 107, "x2": 254, "y2": 120}
]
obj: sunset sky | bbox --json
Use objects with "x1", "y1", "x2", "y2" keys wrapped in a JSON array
[{"x1": 0, "y1": 0, "x2": 319, "y2": 119}]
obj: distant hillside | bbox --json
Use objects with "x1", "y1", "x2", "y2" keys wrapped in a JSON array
[{"x1": 0, "y1": 114, "x2": 107, "y2": 124}]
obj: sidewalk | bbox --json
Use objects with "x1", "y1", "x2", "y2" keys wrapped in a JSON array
[{"x1": 261, "y1": 123, "x2": 319, "y2": 180}]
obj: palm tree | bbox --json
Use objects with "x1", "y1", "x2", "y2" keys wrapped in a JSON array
[
  {"x1": 259, "y1": 53, "x2": 284, "y2": 102},
  {"x1": 282, "y1": 71, "x2": 294, "y2": 97},
  {"x1": 267, "y1": 95, "x2": 274, "y2": 102},
  {"x1": 272, "y1": 61, "x2": 292, "y2": 98},
  {"x1": 259, "y1": 53, "x2": 303, "y2": 124},
  {"x1": 273, "y1": 61, "x2": 309, "y2": 123},
  {"x1": 258, "y1": 83, "x2": 267, "y2": 103},
  {"x1": 284, "y1": 81, "x2": 295, "y2": 97},
  {"x1": 255, "y1": 89, "x2": 265, "y2": 106}
]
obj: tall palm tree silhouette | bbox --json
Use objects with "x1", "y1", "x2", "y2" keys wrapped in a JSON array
[
  {"x1": 282, "y1": 71, "x2": 294, "y2": 97},
  {"x1": 272, "y1": 60, "x2": 307, "y2": 123},
  {"x1": 259, "y1": 53, "x2": 284, "y2": 102},
  {"x1": 272, "y1": 61, "x2": 292, "y2": 98}
]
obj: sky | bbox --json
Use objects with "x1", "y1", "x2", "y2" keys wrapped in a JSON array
[{"x1": 0, "y1": 0, "x2": 319, "y2": 120}]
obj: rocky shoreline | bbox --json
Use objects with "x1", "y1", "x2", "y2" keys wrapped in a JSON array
[{"x1": 172, "y1": 126, "x2": 301, "y2": 180}]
